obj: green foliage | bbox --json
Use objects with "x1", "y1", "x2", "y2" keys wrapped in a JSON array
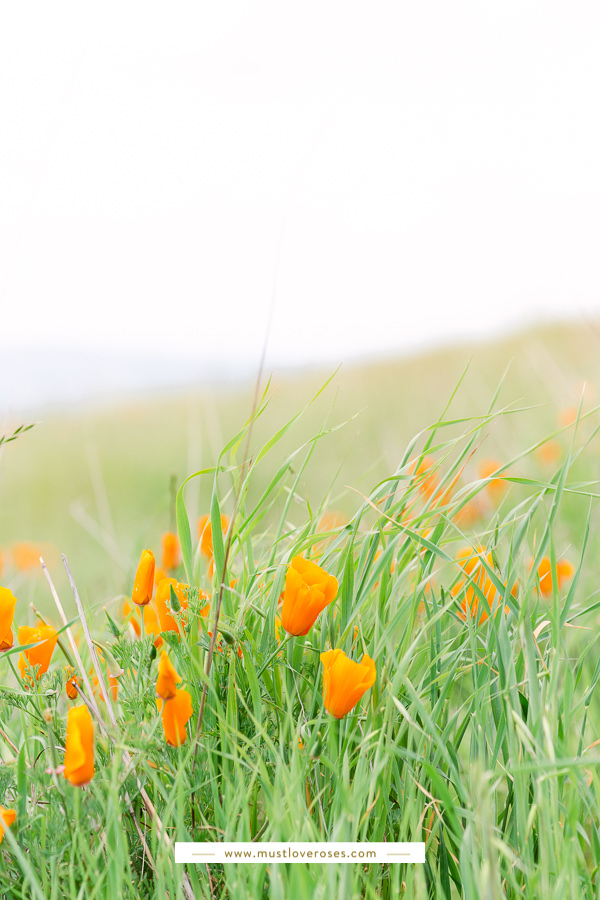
[{"x1": 2, "y1": 345, "x2": 600, "y2": 897}]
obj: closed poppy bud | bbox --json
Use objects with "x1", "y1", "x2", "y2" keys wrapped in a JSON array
[
  {"x1": 0, "y1": 805, "x2": 16, "y2": 843},
  {"x1": 65, "y1": 666, "x2": 79, "y2": 700},
  {"x1": 0, "y1": 586, "x2": 17, "y2": 651},
  {"x1": 320, "y1": 649, "x2": 376, "y2": 718},
  {"x1": 132, "y1": 549, "x2": 155, "y2": 606},
  {"x1": 281, "y1": 556, "x2": 338, "y2": 636},
  {"x1": 63, "y1": 705, "x2": 95, "y2": 786},
  {"x1": 161, "y1": 532, "x2": 180, "y2": 570},
  {"x1": 18, "y1": 623, "x2": 59, "y2": 680},
  {"x1": 157, "y1": 687, "x2": 193, "y2": 746},
  {"x1": 156, "y1": 651, "x2": 181, "y2": 700}
]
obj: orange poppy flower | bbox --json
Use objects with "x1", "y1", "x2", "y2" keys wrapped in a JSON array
[
  {"x1": 18, "y1": 623, "x2": 58, "y2": 680},
  {"x1": 280, "y1": 556, "x2": 338, "y2": 636},
  {"x1": 320, "y1": 649, "x2": 376, "y2": 718},
  {"x1": 154, "y1": 578, "x2": 188, "y2": 635},
  {"x1": 157, "y1": 688, "x2": 193, "y2": 746},
  {"x1": 65, "y1": 666, "x2": 79, "y2": 700},
  {"x1": 0, "y1": 586, "x2": 17, "y2": 651},
  {"x1": 0, "y1": 805, "x2": 16, "y2": 843},
  {"x1": 63, "y1": 705, "x2": 95, "y2": 786},
  {"x1": 131, "y1": 549, "x2": 155, "y2": 606},
  {"x1": 534, "y1": 556, "x2": 575, "y2": 597},
  {"x1": 156, "y1": 651, "x2": 181, "y2": 701},
  {"x1": 161, "y1": 532, "x2": 180, "y2": 570}
]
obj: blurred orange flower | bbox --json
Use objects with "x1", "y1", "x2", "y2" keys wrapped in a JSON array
[
  {"x1": 156, "y1": 651, "x2": 181, "y2": 701},
  {"x1": 198, "y1": 514, "x2": 230, "y2": 558},
  {"x1": 157, "y1": 688, "x2": 193, "y2": 746},
  {"x1": 64, "y1": 705, "x2": 95, "y2": 786},
  {"x1": 89, "y1": 654, "x2": 119, "y2": 703},
  {"x1": 0, "y1": 586, "x2": 17, "y2": 651},
  {"x1": 161, "y1": 532, "x2": 180, "y2": 570},
  {"x1": 320, "y1": 649, "x2": 376, "y2": 718},
  {"x1": 534, "y1": 556, "x2": 575, "y2": 597},
  {"x1": 11, "y1": 542, "x2": 42, "y2": 571},
  {"x1": 536, "y1": 439, "x2": 562, "y2": 465},
  {"x1": 18, "y1": 623, "x2": 58, "y2": 680},
  {"x1": 154, "y1": 567, "x2": 169, "y2": 585},
  {"x1": 559, "y1": 407, "x2": 577, "y2": 427},
  {"x1": 412, "y1": 456, "x2": 439, "y2": 499},
  {"x1": 478, "y1": 459, "x2": 508, "y2": 504},
  {"x1": 281, "y1": 556, "x2": 338, "y2": 636},
  {"x1": 453, "y1": 547, "x2": 513, "y2": 625},
  {"x1": 132, "y1": 549, "x2": 155, "y2": 606},
  {"x1": 0, "y1": 805, "x2": 16, "y2": 843}
]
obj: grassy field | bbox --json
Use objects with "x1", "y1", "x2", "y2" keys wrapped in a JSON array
[{"x1": 1, "y1": 319, "x2": 600, "y2": 898}]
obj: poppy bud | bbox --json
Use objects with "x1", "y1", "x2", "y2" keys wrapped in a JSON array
[
  {"x1": 132, "y1": 549, "x2": 155, "y2": 606},
  {"x1": 65, "y1": 666, "x2": 79, "y2": 700}
]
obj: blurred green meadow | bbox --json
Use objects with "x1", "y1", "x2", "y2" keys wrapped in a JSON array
[
  {"x1": 1, "y1": 320, "x2": 598, "y2": 624},
  {"x1": 2, "y1": 319, "x2": 600, "y2": 899}
]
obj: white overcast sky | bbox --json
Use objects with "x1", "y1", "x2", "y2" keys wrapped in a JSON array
[{"x1": 1, "y1": 1, "x2": 600, "y2": 407}]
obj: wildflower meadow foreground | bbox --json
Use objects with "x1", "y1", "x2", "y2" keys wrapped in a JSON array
[{"x1": 0, "y1": 386, "x2": 599, "y2": 899}]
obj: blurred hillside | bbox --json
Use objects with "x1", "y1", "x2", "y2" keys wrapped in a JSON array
[{"x1": 1, "y1": 318, "x2": 598, "y2": 621}]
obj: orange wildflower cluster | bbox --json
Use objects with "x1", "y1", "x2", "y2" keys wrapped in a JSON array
[
  {"x1": 452, "y1": 546, "x2": 515, "y2": 625},
  {"x1": 128, "y1": 548, "x2": 210, "y2": 645}
]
